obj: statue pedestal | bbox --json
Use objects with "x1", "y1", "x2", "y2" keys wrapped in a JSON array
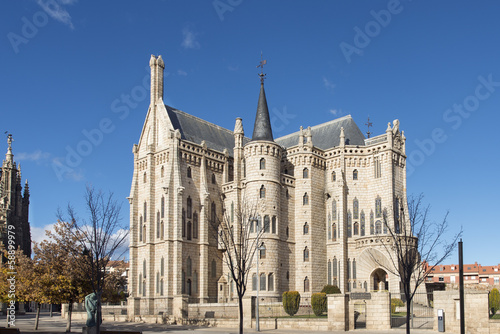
[{"x1": 82, "y1": 326, "x2": 97, "y2": 334}]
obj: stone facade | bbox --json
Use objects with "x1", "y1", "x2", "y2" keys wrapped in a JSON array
[
  {"x1": 0, "y1": 134, "x2": 31, "y2": 258},
  {"x1": 128, "y1": 55, "x2": 407, "y2": 318}
]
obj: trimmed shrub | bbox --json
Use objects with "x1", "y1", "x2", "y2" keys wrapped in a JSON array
[
  {"x1": 321, "y1": 285, "x2": 341, "y2": 294},
  {"x1": 490, "y1": 288, "x2": 500, "y2": 316},
  {"x1": 311, "y1": 292, "x2": 327, "y2": 316},
  {"x1": 391, "y1": 298, "x2": 404, "y2": 314},
  {"x1": 282, "y1": 291, "x2": 301, "y2": 316}
]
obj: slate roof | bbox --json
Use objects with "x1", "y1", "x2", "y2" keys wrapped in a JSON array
[
  {"x1": 275, "y1": 115, "x2": 366, "y2": 150},
  {"x1": 165, "y1": 106, "x2": 365, "y2": 156},
  {"x1": 251, "y1": 83, "x2": 274, "y2": 141},
  {"x1": 165, "y1": 105, "x2": 250, "y2": 156}
]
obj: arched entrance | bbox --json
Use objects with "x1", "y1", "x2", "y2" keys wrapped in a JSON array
[{"x1": 371, "y1": 268, "x2": 388, "y2": 291}]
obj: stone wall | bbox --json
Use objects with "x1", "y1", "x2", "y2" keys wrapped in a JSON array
[{"x1": 434, "y1": 290, "x2": 500, "y2": 334}]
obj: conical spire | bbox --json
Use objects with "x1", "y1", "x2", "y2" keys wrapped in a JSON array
[{"x1": 251, "y1": 81, "x2": 274, "y2": 141}]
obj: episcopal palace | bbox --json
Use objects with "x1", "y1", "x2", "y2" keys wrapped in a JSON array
[{"x1": 128, "y1": 55, "x2": 408, "y2": 317}]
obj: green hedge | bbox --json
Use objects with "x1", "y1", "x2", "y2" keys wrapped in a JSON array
[
  {"x1": 311, "y1": 292, "x2": 327, "y2": 316},
  {"x1": 282, "y1": 291, "x2": 301, "y2": 316},
  {"x1": 321, "y1": 285, "x2": 341, "y2": 294},
  {"x1": 490, "y1": 288, "x2": 500, "y2": 317}
]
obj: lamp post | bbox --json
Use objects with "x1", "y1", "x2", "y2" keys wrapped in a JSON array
[{"x1": 255, "y1": 218, "x2": 266, "y2": 332}]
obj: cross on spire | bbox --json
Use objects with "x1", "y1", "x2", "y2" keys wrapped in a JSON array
[
  {"x1": 365, "y1": 117, "x2": 373, "y2": 138},
  {"x1": 257, "y1": 52, "x2": 267, "y2": 83}
]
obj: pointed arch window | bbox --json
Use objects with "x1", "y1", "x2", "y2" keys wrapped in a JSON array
[
  {"x1": 161, "y1": 196, "x2": 165, "y2": 218},
  {"x1": 328, "y1": 223, "x2": 332, "y2": 240},
  {"x1": 187, "y1": 166, "x2": 192, "y2": 178},
  {"x1": 303, "y1": 192, "x2": 309, "y2": 205},
  {"x1": 260, "y1": 185, "x2": 266, "y2": 198},
  {"x1": 211, "y1": 202, "x2": 216, "y2": 223},
  {"x1": 187, "y1": 257, "x2": 192, "y2": 277},
  {"x1": 332, "y1": 257, "x2": 338, "y2": 283},
  {"x1": 394, "y1": 197, "x2": 401, "y2": 233},
  {"x1": 304, "y1": 276, "x2": 310, "y2": 292},
  {"x1": 303, "y1": 168, "x2": 309, "y2": 179},
  {"x1": 161, "y1": 221, "x2": 164, "y2": 239},
  {"x1": 212, "y1": 173, "x2": 216, "y2": 184},
  {"x1": 303, "y1": 222, "x2": 309, "y2": 235},
  {"x1": 181, "y1": 271, "x2": 186, "y2": 294},
  {"x1": 354, "y1": 222, "x2": 359, "y2": 236},
  {"x1": 143, "y1": 172, "x2": 147, "y2": 183},
  {"x1": 182, "y1": 209, "x2": 186, "y2": 237},
  {"x1": 332, "y1": 223, "x2": 337, "y2": 241},
  {"x1": 252, "y1": 274, "x2": 257, "y2": 291},
  {"x1": 353, "y1": 169, "x2": 358, "y2": 180},
  {"x1": 193, "y1": 212, "x2": 198, "y2": 239},
  {"x1": 139, "y1": 216, "x2": 143, "y2": 242},
  {"x1": 143, "y1": 224, "x2": 146, "y2": 243},
  {"x1": 331, "y1": 171, "x2": 336, "y2": 182},
  {"x1": 143, "y1": 259, "x2": 147, "y2": 279},
  {"x1": 328, "y1": 260, "x2": 332, "y2": 285},
  {"x1": 353, "y1": 259, "x2": 357, "y2": 280},
  {"x1": 144, "y1": 201, "x2": 147, "y2": 222},
  {"x1": 260, "y1": 273, "x2": 266, "y2": 291},
  {"x1": 271, "y1": 216, "x2": 277, "y2": 234},
  {"x1": 353, "y1": 198, "x2": 359, "y2": 219},
  {"x1": 187, "y1": 197, "x2": 192, "y2": 218},
  {"x1": 360, "y1": 211, "x2": 366, "y2": 236},
  {"x1": 187, "y1": 221, "x2": 192, "y2": 240},
  {"x1": 161, "y1": 257, "x2": 164, "y2": 276},
  {"x1": 303, "y1": 246, "x2": 309, "y2": 262},
  {"x1": 375, "y1": 220, "x2": 382, "y2": 234},
  {"x1": 160, "y1": 279, "x2": 164, "y2": 295},
  {"x1": 156, "y1": 272, "x2": 160, "y2": 294},
  {"x1": 268, "y1": 273, "x2": 274, "y2": 291},
  {"x1": 347, "y1": 212, "x2": 352, "y2": 238},
  {"x1": 370, "y1": 211, "x2": 375, "y2": 235},
  {"x1": 332, "y1": 200, "x2": 337, "y2": 221},
  {"x1": 187, "y1": 278, "x2": 193, "y2": 296},
  {"x1": 138, "y1": 274, "x2": 142, "y2": 296},
  {"x1": 264, "y1": 215, "x2": 270, "y2": 233},
  {"x1": 157, "y1": 212, "x2": 160, "y2": 239},
  {"x1": 260, "y1": 158, "x2": 266, "y2": 170},
  {"x1": 375, "y1": 196, "x2": 382, "y2": 218}
]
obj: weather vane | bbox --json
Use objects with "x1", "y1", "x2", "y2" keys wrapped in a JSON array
[
  {"x1": 257, "y1": 52, "x2": 267, "y2": 83},
  {"x1": 365, "y1": 117, "x2": 373, "y2": 138}
]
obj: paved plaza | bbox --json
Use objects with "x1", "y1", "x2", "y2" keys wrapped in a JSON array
[{"x1": 4, "y1": 311, "x2": 438, "y2": 334}]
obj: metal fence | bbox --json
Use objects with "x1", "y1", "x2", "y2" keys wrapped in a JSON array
[{"x1": 391, "y1": 292, "x2": 434, "y2": 329}]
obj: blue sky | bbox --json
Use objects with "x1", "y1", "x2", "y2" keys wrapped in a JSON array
[{"x1": 1, "y1": 0, "x2": 499, "y2": 265}]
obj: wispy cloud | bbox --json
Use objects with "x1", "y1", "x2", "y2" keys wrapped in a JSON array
[
  {"x1": 52, "y1": 157, "x2": 85, "y2": 181},
  {"x1": 323, "y1": 77, "x2": 336, "y2": 93},
  {"x1": 329, "y1": 109, "x2": 345, "y2": 116},
  {"x1": 36, "y1": 0, "x2": 77, "y2": 29},
  {"x1": 227, "y1": 65, "x2": 239, "y2": 71},
  {"x1": 181, "y1": 26, "x2": 200, "y2": 50},
  {"x1": 177, "y1": 69, "x2": 187, "y2": 76},
  {"x1": 16, "y1": 150, "x2": 52, "y2": 164}
]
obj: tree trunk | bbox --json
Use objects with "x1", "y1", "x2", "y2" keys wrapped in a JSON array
[
  {"x1": 35, "y1": 303, "x2": 41, "y2": 330},
  {"x1": 238, "y1": 295, "x2": 244, "y2": 334},
  {"x1": 406, "y1": 299, "x2": 411, "y2": 334},
  {"x1": 50, "y1": 304, "x2": 53, "y2": 317},
  {"x1": 66, "y1": 302, "x2": 73, "y2": 332},
  {"x1": 96, "y1": 293, "x2": 102, "y2": 334}
]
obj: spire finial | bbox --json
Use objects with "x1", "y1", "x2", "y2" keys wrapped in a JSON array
[
  {"x1": 257, "y1": 52, "x2": 267, "y2": 84},
  {"x1": 365, "y1": 117, "x2": 373, "y2": 138},
  {"x1": 5, "y1": 132, "x2": 13, "y2": 163}
]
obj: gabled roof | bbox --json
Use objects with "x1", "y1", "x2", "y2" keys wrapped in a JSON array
[
  {"x1": 165, "y1": 105, "x2": 250, "y2": 156},
  {"x1": 275, "y1": 115, "x2": 366, "y2": 150}
]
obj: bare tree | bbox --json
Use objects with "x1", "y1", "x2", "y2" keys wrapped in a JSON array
[
  {"x1": 208, "y1": 195, "x2": 264, "y2": 334},
  {"x1": 372, "y1": 194, "x2": 462, "y2": 334},
  {"x1": 58, "y1": 185, "x2": 128, "y2": 334}
]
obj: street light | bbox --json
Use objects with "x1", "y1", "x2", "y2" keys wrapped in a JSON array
[{"x1": 254, "y1": 217, "x2": 266, "y2": 332}]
